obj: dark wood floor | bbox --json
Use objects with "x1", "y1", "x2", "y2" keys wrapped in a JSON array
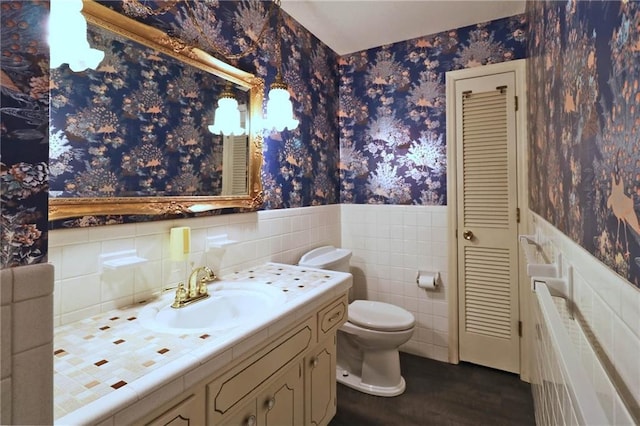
[{"x1": 330, "y1": 352, "x2": 535, "y2": 426}]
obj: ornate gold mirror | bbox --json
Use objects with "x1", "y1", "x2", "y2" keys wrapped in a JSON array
[{"x1": 48, "y1": 0, "x2": 264, "y2": 221}]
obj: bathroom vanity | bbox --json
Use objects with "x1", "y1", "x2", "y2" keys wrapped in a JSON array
[{"x1": 53, "y1": 264, "x2": 350, "y2": 425}]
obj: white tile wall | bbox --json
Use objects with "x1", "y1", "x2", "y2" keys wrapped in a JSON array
[
  {"x1": 47, "y1": 203, "x2": 639, "y2": 418},
  {"x1": 0, "y1": 264, "x2": 54, "y2": 425},
  {"x1": 531, "y1": 285, "x2": 636, "y2": 425},
  {"x1": 531, "y1": 213, "x2": 639, "y2": 422},
  {"x1": 48, "y1": 205, "x2": 341, "y2": 326},
  {"x1": 341, "y1": 204, "x2": 450, "y2": 362},
  {"x1": 49, "y1": 203, "x2": 451, "y2": 362},
  {"x1": 531, "y1": 294, "x2": 579, "y2": 426}
]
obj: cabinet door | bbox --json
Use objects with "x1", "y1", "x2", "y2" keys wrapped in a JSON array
[
  {"x1": 217, "y1": 399, "x2": 257, "y2": 426},
  {"x1": 145, "y1": 392, "x2": 205, "y2": 426},
  {"x1": 208, "y1": 319, "x2": 313, "y2": 423},
  {"x1": 258, "y1": 362, "x2": 304, "y2": 426},
  {"x1": 305, "y1": 336, "x2": 337, "y2": 426}
]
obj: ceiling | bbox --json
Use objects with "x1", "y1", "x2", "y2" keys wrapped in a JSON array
[{"x1": 280, "y1": 0, "x2": 526, "y2": 55}]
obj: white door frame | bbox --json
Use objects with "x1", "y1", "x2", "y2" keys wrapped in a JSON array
[{"x1": 445, "y1": 59, "x2": 530, "y2": 381}]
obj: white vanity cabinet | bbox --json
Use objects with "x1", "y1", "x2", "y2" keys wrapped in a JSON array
[{"x1": 138, "y1": 293, "x2": 348, "y2": 426}]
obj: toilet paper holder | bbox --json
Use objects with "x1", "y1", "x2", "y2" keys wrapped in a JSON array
[{"x1": 416, "y1": 270, "x2": 440, "y2": 290}]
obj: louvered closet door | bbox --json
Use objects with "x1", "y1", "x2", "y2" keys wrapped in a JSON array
[
  {"x1": 455, "y1": 72, "x2": 519, "y2": 374},
  {"x1": 222, "y1": 134, "x2": 249, "y2": 195}
]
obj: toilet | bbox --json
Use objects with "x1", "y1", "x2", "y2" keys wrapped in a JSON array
[{"x1": 299, "y1": 246, "x2": 415, "y2": 397}]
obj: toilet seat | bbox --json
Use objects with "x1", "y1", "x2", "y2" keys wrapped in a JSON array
[{"x1": 348, "y1": 300, "x2": 415, "y2": 332}]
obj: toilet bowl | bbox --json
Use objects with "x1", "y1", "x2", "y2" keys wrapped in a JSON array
[{"x1": 299, "y1": 246, "x2": 416, "y2": 397}]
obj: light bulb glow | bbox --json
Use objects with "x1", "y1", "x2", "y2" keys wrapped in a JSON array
[
  {"x1": 208, "y1": 97, "x2": 245, "y2": 136},
  {"x1": 266, "y1": 86, "x2": 299, "y2": 132},
  {"x1": 48, "y1": 0, "x2": 105, "y2": 71}
]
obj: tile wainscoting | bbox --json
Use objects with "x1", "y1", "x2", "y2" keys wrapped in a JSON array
[
  {"x1": 530, "y1": 213, "x2": 640, "y2": 422},
  {"x1": 49, "y1": 204, "x2": 451, "y2": 361},
  {"x1": 49, "y1": 205, "x2": 341, "y2": 327},
  {"x1": 341, "y1": 204, "x2": 450, "y2": 362},
  {"x1": 0, "y1": 264, "x2": 55, "y2": 425}
]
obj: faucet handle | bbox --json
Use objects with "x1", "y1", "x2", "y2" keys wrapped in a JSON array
[
  {"x1": 197, "y1": 267, "x2": 216, "y2": 295},
  {"x1": 202, "y1": 266, "x2": 217, "y2": 282},
  {"x1": 171, "y1": 282, "x2": 187, "y2": 308},
  {"x1": 198, "y1": 278, "x2": 209, "y2": 296},
  {"x1": 161, "y1": 284, "x2": 179, "y2": 294}
]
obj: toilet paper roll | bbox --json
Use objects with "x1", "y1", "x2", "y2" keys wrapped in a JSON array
[{"x1": 416, "y1": 270, "x2": 439, "y2": 290}]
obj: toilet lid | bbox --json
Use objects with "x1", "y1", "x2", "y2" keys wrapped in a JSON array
[{"x1": 348, "y1": 300, "x2": 415, "y2": 332}]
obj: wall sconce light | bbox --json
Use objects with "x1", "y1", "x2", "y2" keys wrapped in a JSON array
[
  {"x1": 208, "y1": 83, "x2": 246, "y2": 136},
  {"x1": 124, "y1": 0, "x2": 298, "y2": 133},
  {"x1": 265, "y1": 2, "x2": 299, "y2": 132},
  {"x1": 266, "y1": 73, "x2": 299, "y2": 132},
  {"x1": 48, "y1": 0, "x2": 105, "y2": 72}
]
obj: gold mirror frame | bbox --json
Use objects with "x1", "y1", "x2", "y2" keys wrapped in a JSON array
[{"x1": 48, "y1": 0, "x2": 264, "y2": 221}]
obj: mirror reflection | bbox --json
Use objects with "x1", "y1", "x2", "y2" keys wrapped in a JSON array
[
  {"x1": 48, "y1": 0, "x2": 264, "y2": 222},
  {"x1": 50, "y1": 24, "x2": 249, "y2": 199}
]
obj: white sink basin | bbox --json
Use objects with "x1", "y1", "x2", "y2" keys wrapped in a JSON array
[{"x1": 138, "y1": 281, "x2": 287, "y2": 334}]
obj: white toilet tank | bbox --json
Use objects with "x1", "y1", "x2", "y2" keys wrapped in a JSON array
[{"x1": 299, "y1": 246, "x2": 352, "y2": 273}]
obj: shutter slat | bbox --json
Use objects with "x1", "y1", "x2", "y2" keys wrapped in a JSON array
[
  {"x1": 462, "y1": 88, "x2": 509, "y2": 229},
  {"x1": 232, "y1": 134, "x2": 248, "y2": 194},
  {"x1": 464, "y1": 243, "x2": 512, "y2": 339}
]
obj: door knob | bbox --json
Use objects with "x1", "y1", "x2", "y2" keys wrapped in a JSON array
[{"x1": 463, "y1": 230, "x2": 474, "y2": 240}]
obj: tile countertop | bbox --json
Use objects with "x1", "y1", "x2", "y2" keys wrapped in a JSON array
[{"x1": 53, "y1": 263, "x2": 352, "y2": 425}]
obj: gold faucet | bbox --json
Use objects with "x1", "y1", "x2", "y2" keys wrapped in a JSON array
[{"x1": 171, "y1": 266, "x2": 217, "y2": 308}]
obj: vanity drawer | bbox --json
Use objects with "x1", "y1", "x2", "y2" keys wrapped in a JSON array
[
  {"x1": 318, "y1": 295, "x2": 348, "y2": 339},
  {"x1": 207, "y1": 318, "x2": 314, "y2": 423}
]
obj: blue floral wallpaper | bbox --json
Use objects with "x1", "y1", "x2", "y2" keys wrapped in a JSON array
[
  {"x1": 1, "y1": 1, "x2": 528, "y2": 269},
  {"x1": 99, "y1": 0, "x2": 342, "y2": 211},
  {"x1": 3, "y1": 0, "x2": 343, "y2": 266},
  {"x1": 527, "y1": 1, "x2": 640, "y2": 288},
  {"x1": 2, "y1": 0, "x2": 636, "y2": 298},
  {"x1": 339, "y1": 17, "x2": 527, "y2": 205},
  {"x1": 0, "y1": 1, "x2": 49, "y2": 268},
  {"x1": 46, "y1": 0, "x2": 340, "y2": 229}
]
